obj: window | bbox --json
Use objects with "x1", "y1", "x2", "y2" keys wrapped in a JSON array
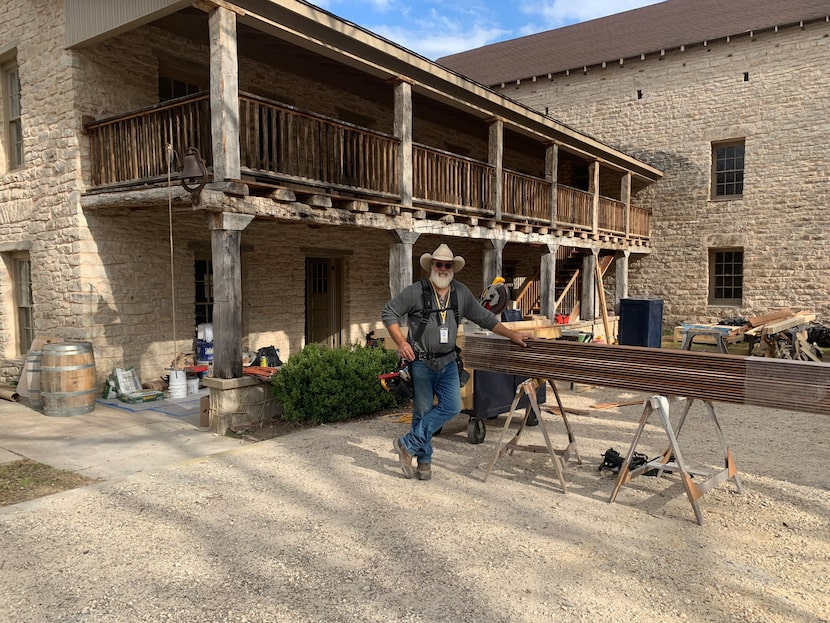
[
  {"x1": 159, "y1": 75, "x2": 201, "y2": 102},
  {"x1": 3, "y1": 58, "x2": 23, "y2": 170},
  {"x1": 709, "y1": 248, "x2": 743, "y2": 305},
  {"x1": 195, "y1": 257, "x2": 213, "y2": 326},
  {"x1": 13, "y1": 254, "x2": 34, "y2": 354},
  {"x1": 712, "y1": 140, "x2": 744, "y2": 199}
]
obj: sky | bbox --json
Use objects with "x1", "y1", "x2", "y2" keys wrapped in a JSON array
[{"x1": 313, "y1": 0, "x2": 663, "y2": 59}]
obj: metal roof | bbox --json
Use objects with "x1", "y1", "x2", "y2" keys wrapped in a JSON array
[{"x1": 437, "y1": 0, "x2": 830, "y2": 86}]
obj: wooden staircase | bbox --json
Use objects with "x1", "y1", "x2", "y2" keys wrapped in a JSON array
[{"x1": 513, "y1": 250, "x2": 614, "y2": 319}]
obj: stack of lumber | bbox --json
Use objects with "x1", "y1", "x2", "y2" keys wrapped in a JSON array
[
  {"x1": 744, "y1": 309, "x2": 821, "y2": 360},
  {"x1": 462, "y1": 333, "x2": 830, "y2": 415}
]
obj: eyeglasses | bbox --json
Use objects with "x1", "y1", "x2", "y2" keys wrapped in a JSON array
[{"x1": 433, "y1": 261, "x2": 453, "y2": 269}]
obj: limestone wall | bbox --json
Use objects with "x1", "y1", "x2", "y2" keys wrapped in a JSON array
[{"x1": 498, "y1": 21, "x2": 830, "y2": 327}]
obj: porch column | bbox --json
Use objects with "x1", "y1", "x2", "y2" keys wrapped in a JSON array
[
  {"x1": 209, "y1": 6, "x2": 241, "y2": 181},
  {"x1": 211, "y1": 212, "x2": 253, "y2": 379},
  {"x1": 546, "y1": 142, "x2": 559, "y2": 228},
  {"x1": 393, "y1": 79, "x2": 413, "y2": 208},
  {"x1": 539, "y1": 243, "x2": 559, "y2": 319},
  {"x1": 580, "y1": 251, "x2": 597, "y2": 321},
  {"x1": 615, "y1": 250, "x2": 631, "y2": 314},
  {"x1": 482, "y1": 239, "x2": 507, "y2": 290},
  {"x1": 589, "y1": 161, "x2": 600, "y2": 238},
  {"x1": 621, "y1": 172, "x2": 632, "y2": 239},
  {"x1": 489, "y1": 118, "x2": 504, "y2": 220},
  {"x1": 389, "y1": 230, "x2": 420, "y2": 297}
]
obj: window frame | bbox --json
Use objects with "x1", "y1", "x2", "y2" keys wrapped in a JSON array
[
  {"x1": 11, "y1": 252, "x2": 34, "y2": 355},
  {"x1": 711, "y1": 139, "x2": 745, "y2": 200},
  {"x1": 708, "y1": 247, "x2": 744, "y2": 306},
  {"x1": 2, "y1": 56, "x2": 24, "y2": 171}
]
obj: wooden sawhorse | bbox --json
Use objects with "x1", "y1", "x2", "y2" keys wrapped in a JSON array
[
  {"x1": 608, "y1": 395, "x2": 743, "y2": 524},
  {"x1": 482, "y1": 377, "x2": 582, "y2": 492},
  {"x1": 681, "y1": 329, "x2": 729, "y2": 354}
]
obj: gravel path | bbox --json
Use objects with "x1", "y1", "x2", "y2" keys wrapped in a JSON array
[{"x1": 1, "y1": 385, "x2": 828, "y2": 623}]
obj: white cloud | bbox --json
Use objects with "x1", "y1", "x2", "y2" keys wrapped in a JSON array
[
  {"x1": 367, "y1": 4, "x2": 510, "y2": 59},
  {"x1": 374, "y1": 24, "x2": 508, "y2": 59}
]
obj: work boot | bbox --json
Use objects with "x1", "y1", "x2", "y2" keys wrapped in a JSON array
[
  {"x1": 416, "y1": 461, "x2": 432, "y2": 481},
  {"x1": 393, "y1": 437, "x2": 414, "y2": 478}
]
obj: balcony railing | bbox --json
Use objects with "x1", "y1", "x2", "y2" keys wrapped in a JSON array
[
  {"x1": 84, "y1": 91, "x2": 650, "y2": 240},
  {"x1": 503, "y1": 170, "x2": 551, "y2": 223},
  {"x1": 413, "y1": 145, "x2": 492, "y2": 213}
]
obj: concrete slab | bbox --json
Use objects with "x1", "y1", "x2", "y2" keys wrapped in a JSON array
[{"x1": 0, "y1": 393, "x2": 247, "y2": 480}]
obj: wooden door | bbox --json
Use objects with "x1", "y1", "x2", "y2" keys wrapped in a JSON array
[{"x1": 305, "y1": 257, "x2": 343, "y2": 348}]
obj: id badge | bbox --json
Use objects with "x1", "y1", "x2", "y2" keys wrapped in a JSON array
[{"x1": 439, "y1": 327, "x2": 449, "y2": 344}]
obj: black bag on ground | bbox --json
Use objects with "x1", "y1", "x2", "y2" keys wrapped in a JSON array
[
  {"x1": 254, "y1": 345, "x2": 283, "y2": 367},
  {"x1": 598, "y1": 447, "x2": 648, "y2": 474}
]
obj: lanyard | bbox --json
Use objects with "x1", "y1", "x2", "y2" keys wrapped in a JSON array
[{"x1": 432, "y1": 284, "x2": 450, "y2": 325}]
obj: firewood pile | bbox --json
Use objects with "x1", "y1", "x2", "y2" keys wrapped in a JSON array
[{"x1": 743, "y1": 309, "x2": 823, "y2": 361}]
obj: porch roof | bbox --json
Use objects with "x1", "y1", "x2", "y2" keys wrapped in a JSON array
[{"x1": 64, "y1": 0, "x2": 663, "y2": 184}]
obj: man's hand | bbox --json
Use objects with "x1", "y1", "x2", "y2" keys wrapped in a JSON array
[
  {"x1": 492, "y1": 322, "x2": 529, "y2": 347},
  {"x1": 397, "y1": 341, "x2": 415, "y2": 362}
]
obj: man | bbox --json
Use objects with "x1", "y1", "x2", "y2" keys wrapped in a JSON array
[{"x1": 381, "y1": 243, "x2": 528, "y2": 480}]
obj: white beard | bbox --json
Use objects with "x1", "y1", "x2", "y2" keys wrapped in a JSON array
[{"x1": 430, "y1": 268, "x2": 453, "y2": 290}]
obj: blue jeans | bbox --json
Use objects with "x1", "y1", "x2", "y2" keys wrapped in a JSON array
[{"x1": 400, "y1": 359, "x2": 461, "y2": 464}]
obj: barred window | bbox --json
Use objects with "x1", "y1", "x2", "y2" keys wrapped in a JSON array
[
  {"x1": 13, "y1": 254, "x2": 34, "y2": 354},
  {"x1": 709, "y1": 248, "x2": 743, "y2": 305},
  {"x1": 3, "y1": 58, "x2": 23, "y2": 170},
  {"x1": 712, "y1": 140, "x2": 745, "y2": 199}
]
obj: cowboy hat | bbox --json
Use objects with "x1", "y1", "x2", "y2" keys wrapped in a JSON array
[{"x1": 419, "y1": 244, "x2": 465, "y2": 272}]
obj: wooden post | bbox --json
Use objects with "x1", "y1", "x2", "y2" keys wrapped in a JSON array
[
  {"x1": 621, "y1": 172, "x2": 632, "y2": 239},
  {"x1": 546, "y1": 142, "x2": 559, "y2": 228},
  {"x1": 209, "y1": 6, "x2": 241, "y2": 181},
  {"x1": 210, "y1": 212, "x2": 253, "y2": 379},
  {"x1": 580, "y1": 252, "x2": 596, "y2": 321},
  {"x1": 594, "y1": 252, "x2": 612, "y2": 343},
  {"x1": 539, "y1": 243, "x2": 559, "y2": 318},
  {"x1": 483, "y1": 239, "x2": 507, "y2": 291},
  {"x1": 389, "y1": 230, "x2": 420, "y2": 297},
  {"x1": 489, "y1": 118, "x2": 504, "y2": 220},
  {"x1": 589, "y1": 161, "x2": 600, "y2": 238},
  {"x1": 393, "y1": 79, "x2": 413, "y2": 208},
  {"x1": 615, "y1": 250, "x2": 630, "y2": 314}
]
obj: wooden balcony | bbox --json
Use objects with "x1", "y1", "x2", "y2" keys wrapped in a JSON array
[{"x1": 85, "y1": 92, "x2": 650, "y2": 241}]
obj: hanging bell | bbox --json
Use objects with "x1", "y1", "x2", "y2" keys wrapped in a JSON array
[{"x1": 180, "y1": 147, "x2": 208, "y2": 205}]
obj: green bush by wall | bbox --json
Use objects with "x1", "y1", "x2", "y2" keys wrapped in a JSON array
[{"x1": 272, "y1": 344, "x2": 403, "y2": 424}]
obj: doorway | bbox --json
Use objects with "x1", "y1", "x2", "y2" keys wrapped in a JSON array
[{"x1": 305, "y1": 257, "x2": 343, "y2": 348}]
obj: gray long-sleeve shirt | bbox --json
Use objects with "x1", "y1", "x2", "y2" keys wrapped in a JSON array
[{"x1": 381, "y1": 279, "x2": 499, "y2": 357}]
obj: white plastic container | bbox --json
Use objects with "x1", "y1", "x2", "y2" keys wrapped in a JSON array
[
  {"x1": 186, "y1": 377, "x2": 200, "y2": 395},
  {"x1": 168, "y1": 369, "x2": 187, "y2": 399}
]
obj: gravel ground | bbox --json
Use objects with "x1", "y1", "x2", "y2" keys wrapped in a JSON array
[{"x1": 1, "y1": 384, "x2": 828, "y2": 623}]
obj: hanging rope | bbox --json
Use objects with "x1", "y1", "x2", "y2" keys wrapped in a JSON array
[{"x1": 166, "y1": 141, "x2": 179, "y2": 369}]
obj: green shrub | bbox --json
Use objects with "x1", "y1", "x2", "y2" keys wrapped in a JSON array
[{"x1": 272, "y1": 344, "x2": 403, "y2": 424}]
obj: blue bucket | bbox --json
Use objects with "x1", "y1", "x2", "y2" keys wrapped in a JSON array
[{"x1": 196, "y1": 340, "x2": 214, "y2": 363}]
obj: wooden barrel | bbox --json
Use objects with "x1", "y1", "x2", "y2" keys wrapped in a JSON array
[{"x1": 40, "y1": 342, "x2": 97, "y2": 417}]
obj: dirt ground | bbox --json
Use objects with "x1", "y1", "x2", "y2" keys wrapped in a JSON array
[{"x1": 1, "y1": 382, "x2": 828, "y2": 622}]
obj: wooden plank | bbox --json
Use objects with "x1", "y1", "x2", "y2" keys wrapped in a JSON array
[
  {"x1": 761, "y1": 311, "x2": 816, "y2": 335},
  {"x1": 747, "y1": 309, "x2": 792, "y2": 327},
  {"x1": 590, "y1": 400, "x2": 643, "y2": 410}
]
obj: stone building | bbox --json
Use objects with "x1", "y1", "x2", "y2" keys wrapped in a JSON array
[
  {"x1": 0, "y1": 0, "x2": 661, "y2": 419},
  {"x1": 440, "y1": 0, "x2": 830, "y2": 328}
]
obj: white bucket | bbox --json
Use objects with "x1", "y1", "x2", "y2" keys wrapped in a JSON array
[
  {"x1": 168, "y1": 369, "x2": 187, "y2": 399},
  {"x1": 187, "y1": 378, "x2": 200, "y2": 395}
]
